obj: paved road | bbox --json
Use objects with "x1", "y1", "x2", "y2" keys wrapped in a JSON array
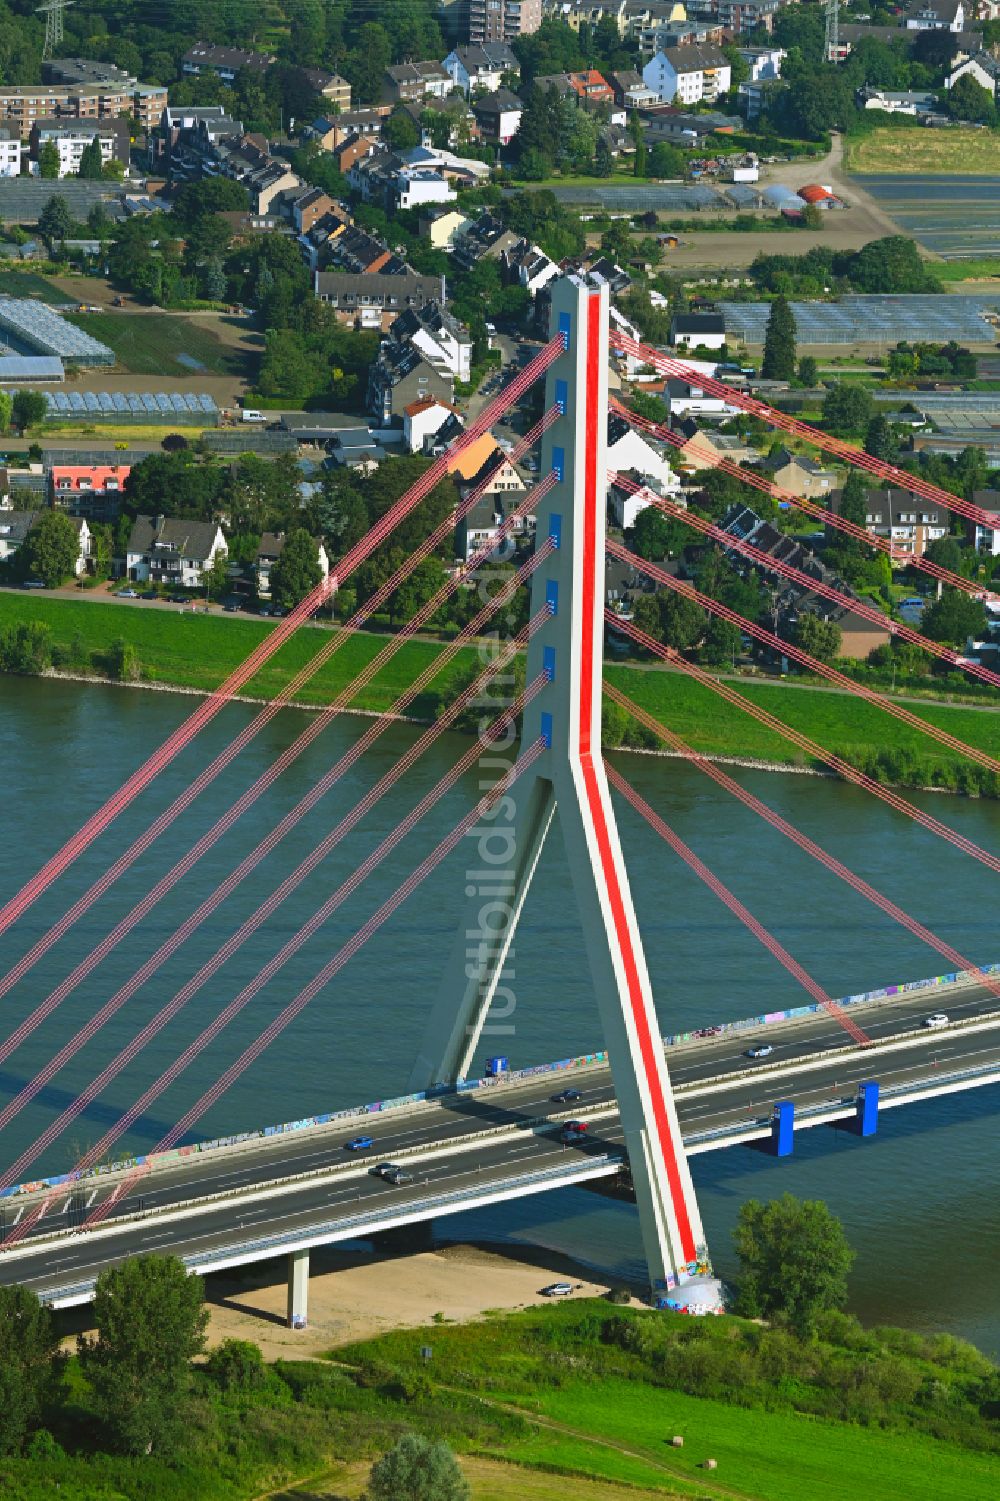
[{"x1": 1, "y1": 979, "x2": 997, "y2": 1299}]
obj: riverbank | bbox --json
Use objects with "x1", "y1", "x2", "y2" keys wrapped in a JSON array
[{"x1": 3, "y1": 591, "x2": 998, "y2": 797}]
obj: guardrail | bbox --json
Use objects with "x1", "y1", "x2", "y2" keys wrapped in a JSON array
[{"x1": 3, "y1": 959, "x2": 995, "y2": 1212}]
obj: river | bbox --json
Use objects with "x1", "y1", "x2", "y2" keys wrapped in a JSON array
[{"x1": 1, "y1": 676, "x2": 999, "y2": 1353}]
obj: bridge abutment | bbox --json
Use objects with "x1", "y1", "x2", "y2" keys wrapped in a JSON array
[{"x1": 286, "y1": 1246, "x2": 309, "y2": 1329}]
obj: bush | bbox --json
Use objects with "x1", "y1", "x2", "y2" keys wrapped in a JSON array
[
  {"x1": 0, "y1": 621, "x2": 53, "y2": 675},
  {"x1": 205, "y1": 1340, "x2": 267, "y2": 1393}
]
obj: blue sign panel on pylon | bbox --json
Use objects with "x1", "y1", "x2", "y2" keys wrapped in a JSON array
[
  {"x1": 771, "y1": 1100, "x2": 794, "y2": 1157},
  {"x1": 555, "y1": 379, "x2": 568, "y2": 414},
  {"x1": 552, "y1": 445, "x2": 565, "y2": 482},
  {"x1": 548, "y1": 512, "x2": 562, "y2": 548},
  {"x1": 543, "y1": 646, "x2": 556, "y2": 681},
  {"x1": 540, "y1": 712, "x2": 553, "y2": 748},
  {"x1": 856, "y1": 1080, "x2": 879, "y2": 1137},
  {"x1": 558, "y1": 312, "x2": 571, "y2": 349},
  {"x1": 546, "y1": 579, "x2": 559, "y2": 616}
]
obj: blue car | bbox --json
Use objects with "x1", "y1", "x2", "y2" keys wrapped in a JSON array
[{"x1": 345, "y1": 1134, "x2": 374, "y2": 1151}]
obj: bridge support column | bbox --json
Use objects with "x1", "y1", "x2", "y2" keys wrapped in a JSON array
[
  {"x1": 770, "y1": 1100, "x2": 794, "y2": 1156},
  {"x1": 286, "y1": 1247, "x2": 309, "y2": 1329},
  {"x1": 853, "y1": 1080, "x2": 879, "y2": 1137},
  {"x1": 409, "y1": 276, "x2": 709, "y2": 1297}
]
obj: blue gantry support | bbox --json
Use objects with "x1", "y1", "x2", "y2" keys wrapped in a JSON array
[
  {"x1": 546, "y1": 579, "x2": 559, "y2": 616},
  {"x1": 554, "y1": 379, "x2": 568, "y2": 415},
  {"x1": 548, "y1": 512, "x2": 562, "y2": 549},
  {"x1": 540, "y1": 712, "x2": 553, "y2": 749},
  {"x1": 551, "y1": 445, "x2": 565, "y2": 483},
  {"x1": 558, "y1": 312, "x2": 571, "y2": 351},
  {"x1": 771, "y1": 1100, "x2": 794, "y2": 1157},
  {"x1": 854, "y1": 1080, "x2": 879, "y2": 1137},
  {"x1": 543, "y1": 646, "x2": 557, "y2": 682}
]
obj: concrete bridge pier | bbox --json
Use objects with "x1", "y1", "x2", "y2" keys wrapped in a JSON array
[{"x1": 286, "y1": 1247, "x2": 309, "y2": 1329}]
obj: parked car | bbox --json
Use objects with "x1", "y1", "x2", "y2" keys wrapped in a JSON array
[
  {"x1": 344, "y1": 1134, "x2": 374, "y2": 1151},
  {"x1": 923, "y1": 1012, "x2": 949, "y2": 1029},
  {"x1": 139, "y1": 590, "x2": 158, "y2": 600},
  {"x1": 551, "y1": 1088, "x2": 582, "y2": 1104},
  {"x1": 168, "y1": 593, "x2": 188, "y2": 603},
  {"x1": 22, "y1": 579, "x2": 45, "y2": 589},
  {"x1": 115, "y1": 588, "x2": 138, "y2": 598},
  {"x1": 745, "y1": 1044, "x2": 774, "y2": 1060},
  {"x1": 540, "y1": 1282, "x2": 573, "y2": 1297}
]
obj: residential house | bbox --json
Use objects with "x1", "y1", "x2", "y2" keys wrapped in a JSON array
[
  {"x1": 664, "y1": 375, "x2": 736, "y2": 418},
  {"x1": 301, "y1": 69, "x2": 351, "y2": 111},
  {"x1": 389, "y1": 301, "x2": 473, "y2": 381},
  {"x1": 0, "y1": 69, "x2": 166, "y2": 140},
  {"x1": 449, "y1": 433, "x2": 530, "y2": 560},
  {"x1": 550, "y1": 1, "x2": 629, "y2": 34},
  {"x1": 289, "y1": 186, "x2": 337, "y2": 235},
  {"x1": 255, "y1": 531, "x2": 330, "y2": 598},
  {"x1": 322, "y1": 224, "x2": 398, "y2": 274},
  {"x1": 858, "y1": 86, "x2": 939, "y2": 116},
  {"x1": 501, "y1": 238, "x2": 560, "y2": 296},
  {"x1": 443, "y1": 42, "x2": 520, "y2": 95},
  {"x1": 461, "y1": 0, "x2": 541, "y2": 47},
  {"x1": 0, "y1": 126, "x2": 22, "y2": 176},
  {"x1": 947, "y1": 50, "x2": 1000, "y2": 95},
  {"x1": 642, "y1": 45, "x2": 731, "y2": 105},
  {"x1": 29, "y1": 117, "x2": 129, "y2": 177},
  {"x1": 642, "y1": 109, "x2": 740, "y2": 144},
  {"x1": 738, "y1": 46, "x2": 785, "y2": 80},
  {"x1": 607, "y1": 471, "x2": 686, "y2": 530},
  {"x1": 622, "y1": 2, "x2": 693, "y2": 53},
  {"x1": 767, "y1": 450, "x2": 836, "y2": 499},
  {"x1": 368, "y1": 341, "x2": 455, "y2": 423},
  {"x1": 713, "y1": 0, "x2": 781, "y2": 34},
  {"x1": 418, "y1": 205, "x2": 473, "y2": 249},
  {"x1": 904, "y1": 0, "x2": 965, "y2": 28},
  {"x1": 566, "y1": 69, "x2": 616, "y2": 105},
  {"x1": 606, "y1": 412, "x2": 680, "y2": 497},
  {"x1": 381, "y1": 61, "x2": 453, "y2": 105},
  {"x1": 403, "y1": 395, "x2": 464, "y2": 453},
  {"x1": 737, "y1": 76, "x2": 783, "y2": 122},
  {"x1": 50, "y1": 463, "x2": 131, "y2": 522},
  {"x1": 721, "y1": 503, "x2": 891, "y2": 659},
  {"x1": 968, "y1": 489, "x2": 1000, "y2": 554},
  {"x1": 828, "y1": 486, "x2": 949, "y2": 560},
  {"x1": 315, "y1": 268, "x2": 444, "y2": 330},
  {"x1": 125, "y1": 514, "x2": 227, "y2": 587},
  {"x1": 671, "y1": 311, "x2": 726, "y2": 350},
  {"x1": 606, "y1": 69, "x2": 658, "y2": 107},
  {"x1": 472, "y1": 88, "x2": 523, "y2": 144},
  {"x1": 450, "y1": 210, "x2": 520, "y2": 270},
  {"x1": 303, "y1": 109, "x2": 387, "y2": 151},
  {"x1": 181, "y1": 43, "x2": 275, "y2": 82},
  {"x1": 348, "y1": 148, "x2": 458, "y2": 212},
  {"x1": 0, "y1": 508, "x2": 89, "y2": 575},
  {"x1": 673, "y1": 422, "x2": 759, "y2": 471}
]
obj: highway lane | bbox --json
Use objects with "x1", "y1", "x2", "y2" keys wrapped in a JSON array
[
  {"x1": 2, "y1": 1001, "x2": 999, "y2": 1300},
  {"x1": 3, "y1": 977, "x2": 998, "y2": 1244}
]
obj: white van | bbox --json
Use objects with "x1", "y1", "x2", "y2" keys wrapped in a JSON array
[{"x1": 241, "y1": 409, "x2": 266, "y2": 423}]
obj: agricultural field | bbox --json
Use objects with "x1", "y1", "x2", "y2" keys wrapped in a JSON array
[
  {"x1": 848, "y1": 171, "x2": 1000, "y2": 259},
  {"x1": 846, "y1": 127, "x2": 1000, "y2": 176},
  {"x1": 62, "y1": 311, "x2": 251, "y2": 378},
  {"x1": 0, "y1": 270, "x2": 75, "y2": 303}
]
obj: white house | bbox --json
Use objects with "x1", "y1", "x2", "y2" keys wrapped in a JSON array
[
  {"x1": 665, "y1": 376, "x2": 736, "y2": 418},
  {"x1": 947, "y1": 51, "x2": 1000, "y2": 96},
  {"x1": 607, "y1": 475, "x2": 686, "y2": 532},
  {"x1": 904, "y1": 0, "x2": 965, "y2": 28},
  {"x1": 442, "y1": 42, "x2": 519, "y2": 96},
  {"x1": 390, "y1": 301, "x2": 473, "y2": 382},
  {"x1": 0, "y1": 509, "x2": 89, "y2": 574},
  {"x1": 606, "y1": 415, "x2": 681, "y2": 499},
  {"x1": 31, "y1": 120, "x2": 126, "y2": 178},
  {"x1": 255, "y1": 531, "x2": 330, "y2": 598},
  {"x1": 968, "y1": 490, "x2": 1000, "y2": 555},
  {"x1": 671, "y1": 312, "x2": 727, "y2": 351},
  {"x1": 642, "y1": 45, "x2": 731, "y2": 106},
  {"x1": 403, "y1": 396, "x2": 462, "y2": 453},
  {"x1": 125, "y1": 514, "x2": 227, "y2": 588},
  {"x1": 737, "y1": 46, "x2": 785, "y2": 80},
  {"x1": 394, "y1": 165, "x2": 457, "y2": 211},
  {"x1": 0, "y1": 126, "x2": 21, "y2": 176}
]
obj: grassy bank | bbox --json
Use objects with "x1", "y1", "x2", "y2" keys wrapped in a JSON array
[
  {"x1": 3, "y1": 592, "x2": 1000, "y2": 793},
  {"x1": 845, "y1": 126, "x2": 1000, "y2": 175},
  {"x1": 6, "y1": 1301, "x2": 996, "y2": 1501}
]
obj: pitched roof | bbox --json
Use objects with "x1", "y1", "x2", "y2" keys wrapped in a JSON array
[
  {"x1": 404, "y1": 395, "x2": 460, "y2": 418},
  {"x1": 446, "y1": 432, "x2": 500, "y2": 480},
  {"x1": 0, "y1": 509, "x2": 39, "y2": 544},
  {"x1": 126, "y1": 513, "x2": 221, "y2": 561}
]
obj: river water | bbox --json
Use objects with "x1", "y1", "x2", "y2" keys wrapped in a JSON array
[{"x1": 2, "y1": 676, "x2": 999, "y2": 1353}]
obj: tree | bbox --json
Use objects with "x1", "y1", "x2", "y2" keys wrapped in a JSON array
[
  {"x1": 921, "y1": 587, "x2": 987, "y2": 646},
  {"x1": 0, "y1": 1284, "x2": 59, "y2": 1454},
  {"x1": 201, "y1": 551, "x2": 230, "y2": 602},
  {"x1": 385, "y1": 109, "x2": 421, "y2": 151},
  {"x1": 648, "y1": 142, "x2": 685, "y2": 179},
  {"x1": 0, "y1": 621, "x2": 52, "y2": 675},
  {"x1": 847, "y1": 236, "x2": 940, "y2": 295},
  {"x1": 171, "y1": 177, "x2": 249, "y2": 229},
  {"x1": 625, "y1": 504, "x2": 684, "y2": 560},
  {"x1": 660, "y1": 592, "x2": 705, "y2": 651},
  {"x1": 12, "y1": 390, "x2": 49, "y2": 432},
  {"x1": 367, "y1": 1434, "x2": 469, "y2": 1501},
  {"x1": 822, "y1": 382, "x2": 873, "y2": 437},
  {"x1": 948, "y1": 73, "x2": 997, "y2": 126},
  {"x1": 802, "y1": 202, "x2": 824, "y2": 231},
  {"x1": 18, "y1": 511, "x2": 80, "y2": 587},
  {"x1": 761, "y1": 296, "x2": 796, "y2": 382},
  {"x1": 700, "y1": 615, "x2": 740, "y2": 667},
  {"x1": 269, "y1": 528, "x2": 322, "y2": 610},
  {"x1": 0, "y1": 389, "x2": 11, "y2": 433},
  {"x1": 77, "y1": 135, "x2": 105, "y2": 179},
  {"x1": 594, "y1": 136, "x2": 614, "y2": 177},
  {"x1": 923, "y1": 535, "x2": 964, "y2": 574},
  {"x1": 825, "y1": 467, "x2": 872, "y2": 585},
  {"x1": 37, "y1": 140, "x2": 60, "y2": 179},
  {"x1": 733, "y1": 1193, "x2": 855, "y2": 1336},
  {"x1": 796, "y1": 355, "x2": 818, "y2": 387},
  {"x1": 793, "y1": 610, "x2": 842, "y2": 664},
  {"x1": 205, "y1": 1338, "x2": 267, "y2": 1393},
  {"x1": 79, "y1": 1255, "x2": 208, "y2": 1455},
  {"x1": 37, "y1": 194, "x2": 72, "y2": 248},
  {"x1": 864, "y1": 413, "x2": 898, "y2": 464}
]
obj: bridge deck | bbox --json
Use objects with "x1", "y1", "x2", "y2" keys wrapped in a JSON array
[{"x1": 2, "y1": 979, "x2": 998, "y2": 1305}]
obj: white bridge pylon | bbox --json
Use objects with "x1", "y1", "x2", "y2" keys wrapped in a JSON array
[{"x1": 411, "y1": 276, "x2": 709, "y2": 1291}]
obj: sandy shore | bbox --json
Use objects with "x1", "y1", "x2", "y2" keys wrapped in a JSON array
[{"x1": 195, "y1": 1240, "x2": 612, "y2": 1359}]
